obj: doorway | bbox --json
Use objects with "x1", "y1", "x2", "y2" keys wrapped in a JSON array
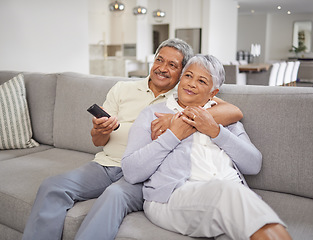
[{"x1": 152, "y1": 24, "x2": 169, "y2": 53}]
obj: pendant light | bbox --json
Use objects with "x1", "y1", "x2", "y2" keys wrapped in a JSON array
[
  {"x1": 133, "y1": 6, "x2": 147, "y2": 15},
  {"x1": 153, "y1": 9, "x2": 166, "y2": 18},
  {"x1": 109, "y1": 1, "x2": 125, "y2": 12}
]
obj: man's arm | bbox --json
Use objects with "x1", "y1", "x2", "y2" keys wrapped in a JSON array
[
  {"x1": 210, "y1": 96, "x2": 243, "y2": 126},
  {"x1": 151, "y1": 98, "x2": 243, "y2": 140},
  {"x1": 90, "y1": 82, "x2": 121, "y2": 147}
]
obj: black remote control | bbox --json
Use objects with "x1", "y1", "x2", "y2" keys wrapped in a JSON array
[{"x1": 87, "y1": 104, "x2": 120, "y2": 130}]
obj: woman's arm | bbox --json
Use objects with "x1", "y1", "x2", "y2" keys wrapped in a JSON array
[
  {"x1": 182, "y1": 106, "x2": 262, "y2": 175},
  {"x1": 212, "y1": 122, "x2": 262, "y2": 175},
  {"x1": 121, "y1": 108, "x2": 181, "y2": 184},
  {"x1": 150, "y1": 97, "x2": 243, "y2": 140}
]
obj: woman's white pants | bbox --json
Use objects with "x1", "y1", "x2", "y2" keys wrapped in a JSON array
[{"x1": 144, "y1": 179, "x2": 285, "y2": 240}]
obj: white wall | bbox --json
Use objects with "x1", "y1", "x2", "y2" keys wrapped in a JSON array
[
  {"x1": 0, "y1": 0, "x2": 89, "y2": 73},
  {"x1": 202, "y1": 0, "x2": 238, "y2": 63},
  {"x1": 238, "y1": 13, "x2": 313, "y2": 63},
  {"x1": 237, "y1": 14, "x2": 267, "y2": 62},
  {"x1": 89, "y1": 0, "x2": 110, "y2": 44}
]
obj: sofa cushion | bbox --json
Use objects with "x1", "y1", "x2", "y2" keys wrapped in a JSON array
[
  {"x1": 22, "y1": 72, "x2": 57, "y2": 145},
  {"x1": 53, "y1": 72, "x2": 126, "y2": 154},
  {"x1": 217, "y1": 85, "x2": 313, "y2": 199},
  {"x1": 116, "y1": 211, "x2": 210, "y2": 240},
  {"x1": 0, "y1": 71, "x2": 57, "y2": 146},
  {"x1": 0, "y1": 144, "x2": 53, "y2": 161},
  {"x1": 0, "y1": 74, "x2": 39, "y2": 149},
  {"x1": 0, "y1": 148, "x2": 94, "y2": 233}
]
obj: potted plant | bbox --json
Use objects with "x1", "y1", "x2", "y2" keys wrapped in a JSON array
[{"x1": 289, "y1": 30, "x2": 307, "y2": 57}]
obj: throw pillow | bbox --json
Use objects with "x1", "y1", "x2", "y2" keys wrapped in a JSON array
[{"x1": 0, "y1": 74, "x2": 39, "y2": 149}]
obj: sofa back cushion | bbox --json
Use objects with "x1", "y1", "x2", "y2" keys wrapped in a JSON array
[
  {"x1": 53, "y1": 72, "x2": 127, "y2": 154},
  {"x1": 217, "y1": 85, "x2": 313, "y2": 199},
  {"x1": 0, "y1": 71, "x2": 56, "y2": 145}
]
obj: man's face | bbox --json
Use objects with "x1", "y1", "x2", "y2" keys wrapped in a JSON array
[{"x1": 149, "y1": 46, "x2": 184, "y2": 96}]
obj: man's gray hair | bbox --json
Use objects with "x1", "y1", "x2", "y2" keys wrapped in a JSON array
[
  {"x1": 154, "y1": 38, "x2": 194, "y2": 68},
  {"x1": 182, "y1": 54, "x2": 225, "y2": 91}
]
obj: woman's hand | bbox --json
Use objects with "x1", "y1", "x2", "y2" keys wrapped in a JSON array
[
  {"x1": 169, "y1": 112, "x2": 196, "y2": 140},
  {"x1": 181, "y1": 106, "x2": 220, "y2": 138},
  {"x1": 151, "y1": 113, "x2": 173, "y2": 140}
]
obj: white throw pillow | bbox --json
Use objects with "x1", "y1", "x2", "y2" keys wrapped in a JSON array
[{"x1": 0, "y1": 74, "x2": 39, "y2": 149}]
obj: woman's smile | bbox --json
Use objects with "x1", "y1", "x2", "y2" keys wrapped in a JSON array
[{"x1": 183, "y1": 88, "x2": 196, "y2": 95}]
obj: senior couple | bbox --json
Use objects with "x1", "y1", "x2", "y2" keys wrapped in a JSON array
[{"x1": 23, "y1": 39, "x2": 291, "y2": 240}]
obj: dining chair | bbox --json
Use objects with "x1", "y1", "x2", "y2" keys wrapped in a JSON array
[
  {"x1": 291, "y1": 61, "x2": 301, "y2": 86},
  {"x1": 283, "y1": 61, "x2": 295, "y2": 86},
  {"x1": 276, "y1": 62, "x2": 287, "y2": 86},
  {"x1": 268, "y1": 62, "x2": 280, "y2": 86}
]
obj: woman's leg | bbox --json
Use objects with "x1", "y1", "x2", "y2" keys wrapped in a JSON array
[
  {"x1": 144, "y1": 180, "x2": 286, "y2": 240},
  {"x1": 22, "y1": 162, "x2": 121, "y2": 240},
  {"x1": 250, "y1": 223, "x2": 292, "y2": 240}
]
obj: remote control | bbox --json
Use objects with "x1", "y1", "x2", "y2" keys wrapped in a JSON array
[{"x1": 87, "y1": 104, "x2": 120, "y2": 130}]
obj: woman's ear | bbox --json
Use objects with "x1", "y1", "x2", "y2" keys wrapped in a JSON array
[{"x1": 210, "y1": 89, "x2": 219, "y2": 99}]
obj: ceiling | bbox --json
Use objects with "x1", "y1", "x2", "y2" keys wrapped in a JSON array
[{"x1": 237, "y1": 0, "x2": 313, "y2": 14}]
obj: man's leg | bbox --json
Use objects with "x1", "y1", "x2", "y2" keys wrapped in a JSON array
[
  {"x1": 75, "y1": 177, "x2": 143, "y2": 240},
  {"x1": 22, "y1": 162, "x2": 122, "y2": 240}
]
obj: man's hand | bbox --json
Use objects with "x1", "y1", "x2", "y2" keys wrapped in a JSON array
[
  {"x1": 91, "y1": 116, "x2": 119, "y2": 146},
  {"x1": 92, "y1": 116, "x2": 119, "y2": 135},
  {"x1": 181, "y1": 106, "x2": 220, "y2": 138},
  {"x1": 169, "y1": 112, "x2": 196, "y2": 140},
  {"x1": 151, "y1": 113, "x2": 173, "y2": 140}
]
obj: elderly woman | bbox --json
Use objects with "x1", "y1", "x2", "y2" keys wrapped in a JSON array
[{"x1": 121, "y1": 55, "x2": 291, "y2": 240}]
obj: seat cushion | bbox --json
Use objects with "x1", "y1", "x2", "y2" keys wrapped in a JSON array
[
  {"x1": 116, "y1": 211, "x2": 210, "y2": 240},
  {"x1": 254, "y1": 189, "x2": 313, "y2": 240},
  {"x1": 0, "y1": 148, "x2": 94, "y2": 233},
  {"x1": 0, "y1": 144, "x2": 53, "y2": 161}
]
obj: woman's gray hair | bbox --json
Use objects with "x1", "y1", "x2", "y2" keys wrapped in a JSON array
[
  {"x1": 181, "y1": 54, "x2": 225, "y2": 91},
  {"x1": 154, "y1": 38, "x2": 194, "y2": 69}
]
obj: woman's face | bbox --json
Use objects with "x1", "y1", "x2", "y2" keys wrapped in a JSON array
[{"x1": 177, "y1": 63, "x2": 219, "y2": 108}]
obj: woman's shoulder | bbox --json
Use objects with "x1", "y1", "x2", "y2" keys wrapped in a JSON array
[{"x1": 145, "y1": 101, "x2": 175, "y2": 113}]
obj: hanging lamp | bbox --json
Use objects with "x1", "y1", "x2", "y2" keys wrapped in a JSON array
[
  {"x1": 153, "y1": 9, "x2": 166, "y2": 18},
  {"x1": 109, "y1": 1, "x2": 125, "y2": 12},
  {"x1": 133, "y1": 6, "x2": 147, "y2": 15}
]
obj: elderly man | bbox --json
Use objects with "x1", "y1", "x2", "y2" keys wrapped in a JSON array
[{"x1": 22, "y1": 39, "x2": 243, "y2": 240}]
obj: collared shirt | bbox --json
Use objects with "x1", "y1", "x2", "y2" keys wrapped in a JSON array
[
  {"x1": 93, "y1": 77, "x2": 176, "y2": 167},
  {"x1": 166, "y1": 94, "x2": 241, "y2": 183}
]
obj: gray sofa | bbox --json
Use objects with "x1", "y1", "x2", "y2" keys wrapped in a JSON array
[{"x1": 0, "y1": 71, "x2": 312, "y2": 240}]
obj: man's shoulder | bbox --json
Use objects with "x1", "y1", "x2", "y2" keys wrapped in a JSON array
[{"x1": 114, "y1": 78, "x2": 147, "y2": 89}]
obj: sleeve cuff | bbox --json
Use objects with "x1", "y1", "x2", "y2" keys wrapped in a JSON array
[
  {"x1": 211, "y1": 124, "x2": 231, "y2": 146},
  {"x1": 157, "y1": 129, "x2": 181, "y2": 150}
]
